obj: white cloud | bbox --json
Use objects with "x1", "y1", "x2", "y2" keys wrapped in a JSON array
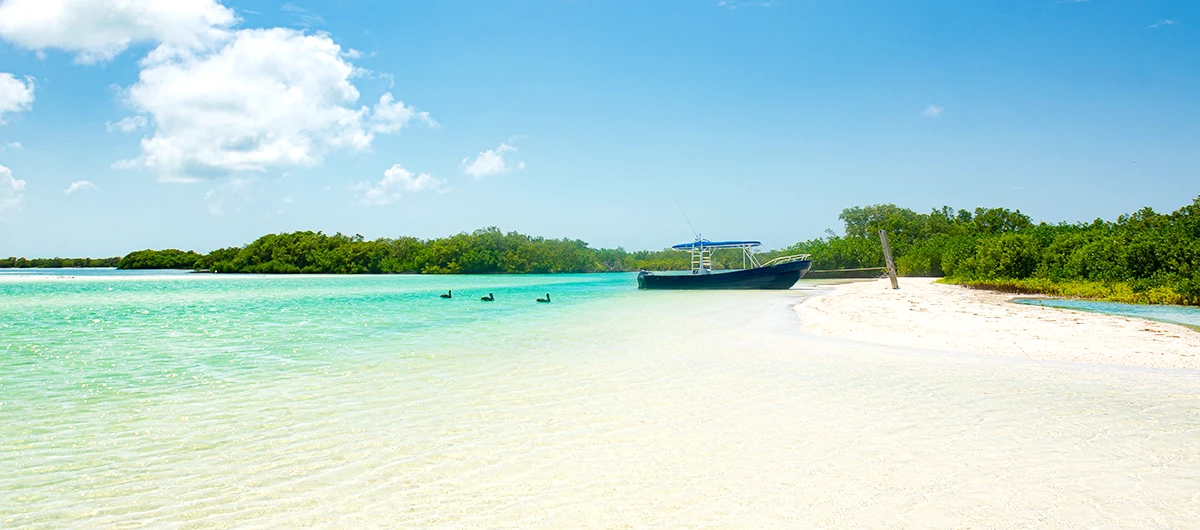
[
  {"x1": 462, "y1": 142, "x2": 526, "y2": 179},
  {"x1": 0, "y1": 73, "x2": 35, "y2": 124},
  {"x1": 0, "y1": 164, "x2": 26, "y2": 217},
  {"x1": 63, "y1": 180, "x2": 97, "y2": 195},
  {"x1": 204, "y1": 176, "x2": 251, "y2": 215},
  {"x1": 352, "y1": 164, "x2": 443, "y2": 206},
  {"x1": 1148, "y1": 19, "x2": 1176, "y2": 29},
  {"x1": 923, "y1": 104, "x2": 944, "y2": 118},
  {"x1": 371, "y1": 92, "x2": 437, "y2": 133},
  {"x1": 0, "y1": 0, "x2": 237, "y2": 63},
  {"x1": 716, "y1": 0, "x2": 780, "y2": 9},
  {"x1": 280, "y1": 3, "x2": 325, "y2": 28},
  {"x1": 2, "y1": 3, "x2": 432, "y2": 184},
  {"x1": 2, "y1": 141, "x2": 22, "y2": 150},
  {"x1": 117, "y1": 28, "x2": 434, "y2": 182},
  {"x1": 106, "y1": 115, "x2": 147, "y2": 133}
]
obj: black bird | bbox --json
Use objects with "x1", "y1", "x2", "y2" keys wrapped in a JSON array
[
  {"x1": 536, "y1": 293, "x2": 551, "y2": 303},
  {"x1": 481, "y1": 293, "x2": 494, "y2": 301},
  {"x1": 440, "y1": 290, "x2": 452, "y2": 299}
]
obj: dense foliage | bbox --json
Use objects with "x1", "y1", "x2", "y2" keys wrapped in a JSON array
[
  {"x1": 116, "y1": 227, "x2": 757, "y2": 274},
  {"x1": 783, "y1": 197, "x2": 1200, "y2": 305},
  {"x1": 0, "y1": 256, "x2": 120, "y2": 268},
  {"x1": 117, "y1": 249, "x2": 205, "y2": 270}
]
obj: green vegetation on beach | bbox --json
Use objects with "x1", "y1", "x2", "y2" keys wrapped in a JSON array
[
  {"x1": 950, "y1": 278, "x2": 1187, "y2": 306},
  {"x1": 783, "y1": 196, "x2": 1200, "y2": 306}
]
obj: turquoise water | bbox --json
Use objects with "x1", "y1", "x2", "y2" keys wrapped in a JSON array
[
  {"x1": 0, "y1": 271, "x2": 638, "y2": 408},
  {"x1": 1014, "y1": 297, "x2": 1200, "y2": 329},
  {"x1": 3, "y1": 271, "x2": 1200, "y2": 526}
]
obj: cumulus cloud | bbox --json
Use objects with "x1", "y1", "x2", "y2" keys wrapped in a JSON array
[
  {"x1": 63, "y1": 180, "x2": 97, "y2": 195},
  {"x1": 1, "y1": 2, "x2": 433, "y2": 183},
  {"x1": 0, "y1": 0, "x2": 237, "y2": 63},
  {"x1": 462, "y1": 142, "x2": 526, "y2": 179},
  {"x1": 0, "y1": 73, "x2": 35, "y2": 124},
  {"x1": 116, "y1": 28, "x2": 434, "y2": 182},
  {"x1": 923, "y1": 104, "x2": 944, "y2": 118},
  {"x1": 106, "y1": 115, "x2": 147, "y2": 133},
  {"x1": 352, "y1": 164, "x2": 443, "y2": 206},
  {"x1": 0, "y1": 164, "x2": 26, "y2": 217}
]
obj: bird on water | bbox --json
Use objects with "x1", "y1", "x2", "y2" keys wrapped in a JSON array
[
  {"x1": 536, "y1": 293, "x2": 551, "y2": 303},
  {"x1": 481, "y1": 293, "x2": 494, "y2": 301},
  {"x1": 440, "y1": 290, "x2": 452, "y2": 299}
]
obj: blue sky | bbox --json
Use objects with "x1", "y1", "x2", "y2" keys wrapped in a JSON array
[{"x1": 0, "y1": 0, "x2": 1197, "y2": 257}]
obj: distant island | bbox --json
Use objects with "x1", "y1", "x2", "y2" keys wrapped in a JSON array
[
  {"x1": 4, "y1": 197, "x2": 1197, "y2": 306},
  {"x1": 0, "y1": 257, "x2": 121, "y2": 268}
]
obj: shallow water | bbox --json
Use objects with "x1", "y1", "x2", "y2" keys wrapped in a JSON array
[
  {"x1": 2, "y1": 272, "x2": 1198, "y2": 526},
  {"x1": 1014, "y1": 297, "x2": 1200, "y2": 329}
]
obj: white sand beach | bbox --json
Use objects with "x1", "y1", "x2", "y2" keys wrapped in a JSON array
[{"x1": 795, "y1": 277, "x2": 1200, "y2": 370}]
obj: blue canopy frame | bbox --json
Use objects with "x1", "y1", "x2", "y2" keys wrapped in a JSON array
[
  {"x1": 671, "y1": 240, "x2": 761, "y2": 250},
  {"x1": 669, "y1": 238, "x2": 762, "y2": 273}
]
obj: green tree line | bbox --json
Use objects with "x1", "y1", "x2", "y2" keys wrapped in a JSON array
[
  {"x1": 1, "y1": 256, "x2": 121, "y2": 268},
  {"x1": 115, "y1": 227, "x2": 757, "y2": 275},
  {"x1": 783, "y1": 197, "x2": 1200, "y2": 305}
]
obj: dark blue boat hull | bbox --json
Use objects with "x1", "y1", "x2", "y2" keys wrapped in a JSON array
[{"x1": 636, "y1": 260, "x2": 813, "y2": 290}]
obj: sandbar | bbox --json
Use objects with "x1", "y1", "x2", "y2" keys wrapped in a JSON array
[{"x1": 795, "y1": 277, "x2": 1200, "y2": 370}]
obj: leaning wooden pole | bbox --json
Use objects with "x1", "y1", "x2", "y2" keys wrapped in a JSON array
[{"x1": 879, "y1": 229, "x2": 899, "y2": 289}]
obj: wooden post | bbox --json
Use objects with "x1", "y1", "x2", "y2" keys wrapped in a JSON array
[{"x1": 879, "y1": 229, "x2": 899, "y2": 289}]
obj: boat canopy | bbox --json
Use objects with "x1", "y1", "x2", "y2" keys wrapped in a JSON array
[
  {"x1": 671, "y1": 240, "x2": 761, "y2": 250},
  {"x1": 662, "y1": 237, "x2": 809, "y2": 276}
]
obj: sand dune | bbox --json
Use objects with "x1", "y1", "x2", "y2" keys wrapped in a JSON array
[{"x1": 795, "y1": 278, "x2": 1200, "y2": 370}]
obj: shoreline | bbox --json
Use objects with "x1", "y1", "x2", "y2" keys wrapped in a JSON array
[{"x1": 794, "y1": 277, "x2": 1200, "y2": 371}]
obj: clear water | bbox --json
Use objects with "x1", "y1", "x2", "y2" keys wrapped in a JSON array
[
  {"x1": 2, "y1": 271, "x2": 1198, "y2": 526},
  {"x1": 1014, "y1": 297, "x2": 1200, "y2": 329}
]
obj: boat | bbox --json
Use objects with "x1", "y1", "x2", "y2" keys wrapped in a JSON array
[{"x1": 637, "y1": 239, "x2": 812, "y2": 290}]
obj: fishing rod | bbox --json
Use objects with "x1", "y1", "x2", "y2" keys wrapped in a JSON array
[{"x1": 672, "y1": 194, "x2": 699, "y2": 240}]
